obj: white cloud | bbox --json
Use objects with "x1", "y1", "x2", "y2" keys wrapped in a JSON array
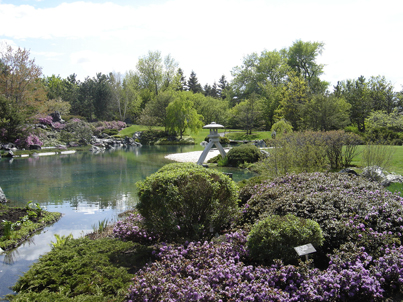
[
  {"x1": 70, "y1": 50, "x2": 137, "y2": 76},
  {"x1": 0, "y1": 0, "x2": 402, "y2": 89}
]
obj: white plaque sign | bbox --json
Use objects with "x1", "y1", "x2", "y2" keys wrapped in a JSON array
[{"x1": 294, "y1": 243, "x2": 316, "y2": 256}]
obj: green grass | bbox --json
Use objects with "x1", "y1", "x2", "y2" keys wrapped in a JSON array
[
  {"x1": 118, "y1": 125, "x2": 164, "y2": 138},
  {"x1": 350, "y1": 145, "x2": 403, "y2": 175},
  {"x1": 386, "y1": 182, "x2": 403, "y2": 196},
  {"x1": 224, "y1": 131, "x2": 271, "y2": 141}
]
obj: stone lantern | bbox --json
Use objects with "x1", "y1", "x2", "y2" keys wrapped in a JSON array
[{"x1": 197, "y1": 122, "x2": 226, "y2": 165}]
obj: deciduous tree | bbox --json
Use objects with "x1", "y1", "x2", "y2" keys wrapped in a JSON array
[
  {"x1": 285, "y1": 40, "x2": 328, "y2": 94},
  {"x1": 0, "y1": 44, "x2": 46, "y2": 113},
  {"x1": 166, "y1": 92, "x2": 203, "y2": 138}
]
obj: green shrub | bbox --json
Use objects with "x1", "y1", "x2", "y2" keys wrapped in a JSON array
[
  {"x1": 102, "y1": 128, "x2": 118, "y2": 136},
  {"x1": 344, "y1": 125, "x2": 360, "y2": 135},
  {"x1": 391, "y1": 138, "x2": 403, "y2": 146},
  {"x1": 139, "y1": 129, "x2": 167, "y2": 144},
  {"x1": 260, "y1": 131, "x2": 361, "y2": 178},
  {"x1": 226, "y1": 144, "x2": 261, "y2": 167},
  {"x1": 136, "y1": 163, "x2": 239, "y2": 242},
  {"x1": 220, "y1": 136, "x2": 230, "y2": 144},
  {"x1": 323, "y1": 130, "x2": 362, "y2": 169},
  {"x1": 207, "y1": 154, "x2": 221, "y2": 163},
  {"x1": 365, "y1": 127, "x2": 400, "y2": 144},
  {"x1": 204, "y1": 136, "x2": 230, "y2": 144},
  {"x1": 247, "y1": 214, "x2": 324, "y2": 265}
]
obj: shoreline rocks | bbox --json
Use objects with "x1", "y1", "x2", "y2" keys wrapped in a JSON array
[{"x1": 0, "y1": 187, "x2": 7, "y2": 203}]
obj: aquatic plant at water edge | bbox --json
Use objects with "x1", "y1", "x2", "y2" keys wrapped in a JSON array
[
  {"x1": 1, "y1": 220, "x2": 13, "y2": 240},
  {"x1": 50, "y1": 234, "x2": 73, "y2": 248},
  {"x1": 92, "y1": 218, "x2": 109, "y2": 234}
]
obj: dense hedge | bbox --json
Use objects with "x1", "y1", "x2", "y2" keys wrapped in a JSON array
[
  {"x1": 136, "y1": 163, "x2": 239, "y2": 242},
  {"x1": 238, "y1": 172, "x2": 403, "y2": 260}
]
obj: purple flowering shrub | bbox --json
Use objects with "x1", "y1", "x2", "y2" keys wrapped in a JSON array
[
  {"x1": 113, "y1": 213, "x2": 158, "y2": 244},
  {"x1": 92, "y1": 121, "x2": 126, "y2": 136},
  {"x1": 238, "y1": 172, "x2": 403, "y2": 257},
  {"x1": 372, "y1": 245, "x2": 403, "y2": 295},
  {"x1": 15, "y1": 134, "x2": 43, "y2": 148},
  {"x1": 127, "y1": 231, "x2": 391, "y2": 301},
  {"x1": 52, "y1": 122, "x2": 66, "y2": 130},
  {"x1": 37, "y1": 115, "x2": 53, "y2": 125}
]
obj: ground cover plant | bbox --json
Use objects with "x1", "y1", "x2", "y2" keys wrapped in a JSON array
[
  {"x1": 0, "y1": 202, "x2": 61, "y2": 250},
  {"x1": 8, "y1": 237, "x2": 152, "y2": 302}
]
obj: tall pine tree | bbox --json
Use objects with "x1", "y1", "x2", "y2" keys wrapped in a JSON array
[{"x1": 187, "y1": 71, "x2": 203, "y2": 94}]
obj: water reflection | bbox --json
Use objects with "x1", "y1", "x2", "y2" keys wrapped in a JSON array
[{"x1": 0, "y1": 145, "x2": 255, "y2": 298}]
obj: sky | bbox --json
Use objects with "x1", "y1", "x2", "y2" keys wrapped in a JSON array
[{"x1": 0, "y1": 0, "x2": 402, "y2": 91}]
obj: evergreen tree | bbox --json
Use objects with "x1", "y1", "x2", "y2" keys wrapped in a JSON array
[
  {"x1": 177, "y1": 68, "x2": 187, "y2": 91},
  {"x1": 210, "y1": 82, "x2": 219, "y2": 98},
  {"x1": 187, "y1": 71, "x2": 203, "y2": 94},
  {"x1": 203, "y1": 84, "x2": 212, "y2": 97}
]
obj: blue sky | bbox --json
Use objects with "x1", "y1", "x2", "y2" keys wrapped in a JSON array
[{"x1": 1, "y1": 0, "x2": 402, "y2": 90}]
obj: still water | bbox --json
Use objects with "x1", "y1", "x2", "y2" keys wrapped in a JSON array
[{"x1": 0, "y1": 145, "x2": 254, "y2": 298}]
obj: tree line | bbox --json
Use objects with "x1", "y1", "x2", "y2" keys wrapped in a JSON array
[{"x1": 1, "y1": 40, "x2": 403, "y2": 144}]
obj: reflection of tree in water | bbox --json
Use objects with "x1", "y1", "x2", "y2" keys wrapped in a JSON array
[{"x1": 2, "y1": 237, "x2": 35, "y2": 265}]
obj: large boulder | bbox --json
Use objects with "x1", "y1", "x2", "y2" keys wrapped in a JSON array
[
  {"x1": 5, "y1": 150, "x2": 14, "y2": 158},
  {"x1": 29, "y1": 144, "x2": 42, "y2": 150},
  {"x1": 361, "y1": 166, "x2": 403, "y2": 187},
  {"x1": 0, "y1": 187, "x2": 7, "y2": 203},
  {"x1": 2, "y1": 143, "x2": 16, "y2": 150},
  {"x1": 381, "y1": 174, "x2": 403, "y2": 187},
  {"x1": 50, "y1": 111, "x2": 64, "y2": 123}
]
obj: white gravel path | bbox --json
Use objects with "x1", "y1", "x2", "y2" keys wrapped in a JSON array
[{"x1": 165, "y1": 149, "x2": 228, "y2": 163}]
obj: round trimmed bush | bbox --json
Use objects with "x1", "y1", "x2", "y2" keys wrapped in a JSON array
[
  {"x1": 226, "y1": 144, "x2": 261, "y2": 167},
  {"x1": 136, "y1": 163, "x2": 239, "y2": 242},
  {"x1": 247, "y1": 214, "x2": 324, "y2": 265}
]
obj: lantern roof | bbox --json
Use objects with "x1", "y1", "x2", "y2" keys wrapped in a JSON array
[{"x1": 203, "y1": 122, "x2": 224, "y2": 129}]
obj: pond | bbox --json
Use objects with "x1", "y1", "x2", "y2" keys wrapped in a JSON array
[{"x1": 0, "y1": 145, "x2": 255, "y2": 298}]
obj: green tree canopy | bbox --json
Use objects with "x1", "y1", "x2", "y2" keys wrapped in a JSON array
[
  {"x1": 166, "y1": 92, "x2": 203, "y2": 138},
  {"x1": 285, "y1": 40, "x2": 328, "y2": 94}
]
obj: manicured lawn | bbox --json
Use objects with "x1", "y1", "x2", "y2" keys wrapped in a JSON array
[
  {"x1": 350, "y1": 145, "x2": 403, "y2": 175},
  {"x1": 118, "y1": 125, "x2": 164, "y2": 138}
]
